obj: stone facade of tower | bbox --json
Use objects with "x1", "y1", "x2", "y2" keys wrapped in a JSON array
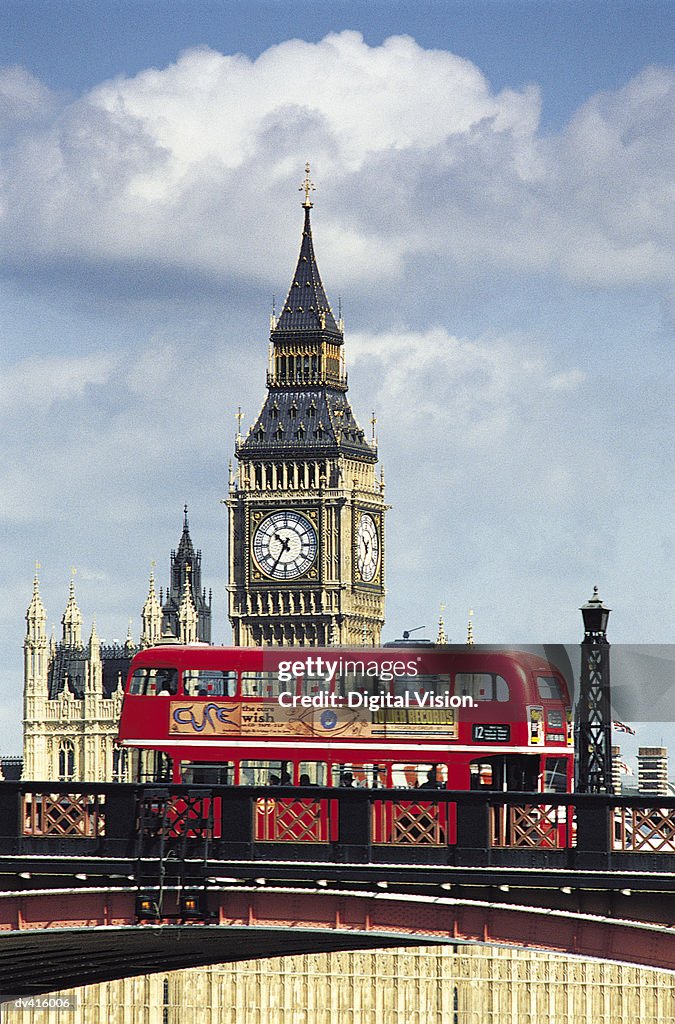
[
  {"x1": 22, "y1": 510, "x2": 211, "y2": 781},
  {"x1": 22, "y1": 574, "x2": 135, "y2": 782},
  {"x1": 228, "y1": 181, "x2": 386, "y2": 646}
]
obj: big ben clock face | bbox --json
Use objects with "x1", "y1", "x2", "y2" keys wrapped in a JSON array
[
  {"x1": 252, "y1": 510, "x2": 318, "y2": 580},
  {"x1": 356, "y1": 512, "x2": 379, "y2": 582}
]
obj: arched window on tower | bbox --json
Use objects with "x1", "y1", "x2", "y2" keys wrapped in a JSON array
[{"x1": 58, "y1": 740, "x2": 75, "y2": 781}]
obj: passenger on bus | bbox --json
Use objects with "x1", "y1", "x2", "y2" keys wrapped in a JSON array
[
  {"x1": 421, "y1": 766, "x2": 442, "y2": 789},
  {"x1": 157, "y1": 670, "x2": 177, "y2": 696},
  {"x1": 340, "y1": 771, "x2": 354, "y2": 787}
]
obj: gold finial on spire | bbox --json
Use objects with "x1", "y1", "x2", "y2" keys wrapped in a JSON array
[
  {"x1": 299, "y1": 162, "x2": 315, "y2": 208},
  {"x1": 467, "y1": 608, "x2": 474, "y2": 647},
  {"x1": 371, "y1": 412, "x2": 377, "y2": 441}
]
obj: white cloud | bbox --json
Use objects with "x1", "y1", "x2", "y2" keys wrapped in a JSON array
[
  {"x1": 0, "y1": 33, "x2": 670, "y2": 298},
  {"x1": 348, "y1": 326, "x2": 586, "y2": 453},
  {"x1": 0, "y1": 352, "x2": 117, "y2": 415},
  {"x1": 0, "y1": 65, "x2": 55, "y2": 128}
]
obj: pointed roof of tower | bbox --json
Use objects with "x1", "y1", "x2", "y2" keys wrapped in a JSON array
[
  {"x1": 26, "y1": 570, "x2": 46, "y2": 622},
  {"x1": 272, "y1": 164, "x2": 340, "y2": 338},
  {"x1": 143, "y1": 566, "x2": 161, "y2": 615},
  {"x1": 62, "y1": 573, "x2": 82, "y2": 643},
  {"x1": 176, "y1": 504, "x2": 195, "y2": 560}
]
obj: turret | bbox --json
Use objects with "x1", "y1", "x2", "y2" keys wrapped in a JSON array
[
  {"x1": 23, "y1": 569, "x2": 50, "y2": 779},
  {"x1": 24, "y1": 570, "x2": 48, "y2": 704}
]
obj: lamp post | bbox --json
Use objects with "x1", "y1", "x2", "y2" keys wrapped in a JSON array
[{"x1": 575, "y1": 587, "x2": 613, "y2": 793}]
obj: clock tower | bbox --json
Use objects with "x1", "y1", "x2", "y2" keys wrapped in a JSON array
[{"x1": 227, "y1": 167, "x2": 386, "y2": 646}]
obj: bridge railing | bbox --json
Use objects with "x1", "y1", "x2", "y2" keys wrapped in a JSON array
[{"x1": 1, "y1": 783, "x2": 675, "y2": 869}]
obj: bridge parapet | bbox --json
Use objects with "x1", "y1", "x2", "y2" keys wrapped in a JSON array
[{"x1": 0, "y1": 783, "x2": 674, "y2": 872}]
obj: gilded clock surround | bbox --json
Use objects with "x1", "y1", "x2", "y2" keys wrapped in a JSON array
[
  {"x1": 227, "y1": 173, "x2": 387, "y2": 647},
  {"x1": 250, "y1": 508, "x2": 320, "y2": 582},
  {"x1": 355, "y1": 509, "x2": 381, "y2": 586}
]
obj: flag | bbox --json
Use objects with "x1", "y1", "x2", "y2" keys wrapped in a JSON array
[{"x1": 612, "y1": 721, "x2": 636, "y2": 735}]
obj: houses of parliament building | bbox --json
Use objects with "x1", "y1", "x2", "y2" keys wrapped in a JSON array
[{"x1": 15, "y1": 173, "x2": 674, "y2": 1024}]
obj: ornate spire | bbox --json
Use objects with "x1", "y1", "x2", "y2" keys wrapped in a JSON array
[
  {"x1": 176, "y1": 504, "x2": 195, "y2": 561},
  {"x1": 272, "y1": 167, "x2": 340, "y2": 337},
  {"x1": 178, "y1": 566, "x2": 198, "y2": 644},
  {"x1": 89, "y1": 617, "x2": 100, "y2": 654},
  {"x1": 25, "y1": 567, "x2": 47, "y2": 643},
  {"x1": 62, "y1": 571, "x2": 82, "y2": 647},
  {"x1": 87, "y1": 618, "x2": 102, "y2": 694},
  {"x1": 162, "y1": 510, "x2": 212, "y2": 643},
  {"x1": 466, "y1": 609, "x2": 474, "y2": 647},
  {"x1": 142, "y1": 564, "x2": 162, "y2": 648},
  {"x1": 299, "y1": 161, "x2": 315, "y2": 209}
]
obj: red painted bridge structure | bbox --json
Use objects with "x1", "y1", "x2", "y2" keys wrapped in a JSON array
[{"x1": 0, "y1": 783, "x2": 674, "y2": 995}]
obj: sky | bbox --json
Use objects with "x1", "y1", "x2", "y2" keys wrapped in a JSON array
[{"x1": 0, "y1": 1, "x2": 673, "y2": 758}]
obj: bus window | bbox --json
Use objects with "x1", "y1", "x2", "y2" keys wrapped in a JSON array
[
  {"x1": 392, "y1": 674, "x2": 450, "y2": 698},
  {"x1": 456, "y1": 673, "x2": 509, "y2": 702},
  {"x1": 335, "y1": 673, "x2": 388, "y2": 698},
  {"x1": 537, "y1": 675, "x2": 563, "y2": 701},
  {"x1": 138, "y1": 750, "x2": 172, "y2": 783},
  {"x1": 129, "y1": 667, "x2": 178, "y2": 696},
  {"x1": 183, "y1": 670, "x2": 237, "y2": 697},
  {"x1": 331, "y1": 763, "x2": 384, "y2": 788},
  {"x1": 544, "y1": 757, "x2": 569, "y2": 793},
  {"x1": 298, "y1": 762, "x2": 327, "y2": 786},
  {"x1": 241, "y1": 672, "x2": 284, "y2": 697},
  {"x1": 299, "y1": 674, "x2": 330, "y2": 697},
  {"x1": 241, "y1": 760, "x2": 292, "y2": 786},
  {"x1": 180, "y1": 761, "x2": 234, "y2": 785},
  {"x1": 392, "y1": 764, "x2": 446, "y2": 789},
  {"x1": 469, "y1": 761, "x2": 494, "y2": 789}
]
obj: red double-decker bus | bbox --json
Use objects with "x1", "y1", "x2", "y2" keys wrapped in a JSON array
[{"x1": 117, "y1": 645, "x2": 574, "y2": 795}]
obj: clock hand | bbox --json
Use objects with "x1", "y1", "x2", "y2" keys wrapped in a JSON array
[{"x1": 270, "y1": 533, "x2": 291, "y2": 572}]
